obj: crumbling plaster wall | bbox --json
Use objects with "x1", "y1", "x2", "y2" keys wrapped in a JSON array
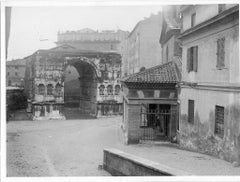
[{"x1": 179, "y1": 87, "x2": 240, "y2": 163}]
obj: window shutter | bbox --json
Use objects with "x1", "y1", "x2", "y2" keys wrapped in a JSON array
[
  {"x1": 193, "y1": 46, "x2": 198, "y2": 72},
  {"x1": 187, "y1": 48, "x2": 190, "y2": 72},
  {"x1": 217, "y1": 38, "x2": 225, "y2": 69}
]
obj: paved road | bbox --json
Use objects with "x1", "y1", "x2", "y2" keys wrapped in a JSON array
[
  {"x1": 7, "y1": 114, "x2": 240, "y2": 176},
  {"x1": 7, "y1": 116, "x2": 124, "y2": 176}
]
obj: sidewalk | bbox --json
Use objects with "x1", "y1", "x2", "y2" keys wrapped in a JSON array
[
  {"x1": 114, "y1": 141, "x2": 240, "y2": 175},
  {"x1": 114, "y1": 125, "x2": 240, "y2": 176}
]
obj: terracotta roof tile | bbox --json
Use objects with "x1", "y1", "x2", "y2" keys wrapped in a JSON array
[{"x1": 122, "y1": 61, "x2": 180, "y2": 84}]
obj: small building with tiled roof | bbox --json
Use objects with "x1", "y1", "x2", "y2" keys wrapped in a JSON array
[{"x1": 121, "y1": 61, "x2": 181, "y2": 144}]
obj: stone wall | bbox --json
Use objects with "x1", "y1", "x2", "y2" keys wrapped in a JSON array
[{"x1": 179, "y1": 87, "x2": 240, "y2": 163}]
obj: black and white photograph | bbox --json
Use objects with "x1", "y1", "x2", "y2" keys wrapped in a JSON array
[{"x1": 1, "y1": 0, "x2": 240, "y2": 181}]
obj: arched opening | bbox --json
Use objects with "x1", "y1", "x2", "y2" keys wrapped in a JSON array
[
  {"x1": 99, "y1": 85, "x2": 105, "y2": 95},
  {"x1": 47, "y1": 84, "x2": 53, "y2": 95},
  {"x1": 55, "y1": 83, "x2": 63, "y2": 97},
  {"x1": 38, "y1": 84, "x2": 45, "y2": 95},
  {"x1": 107, "y1": 85, "x2": 113, "y2": 95},
  {"x1": 114, "y1": 85, "x2": 121, "y2": 95},
  {"x1": 63, "y1": 59, "x2": 99, "y2": 118},
  {"x1": 64, "y1": 65, "x2": 81, "y2": 107}
]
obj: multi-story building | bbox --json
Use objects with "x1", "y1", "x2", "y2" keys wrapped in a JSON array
[
  {"x1": 125, "y1": 12, "x2": 163, "y2": 75},
  {"x1": 56, "y1": 28, "x2": 129, "y2": 53},
  {"x1": 178, "y1": 4, "x2": 239, "y2": 164},
  {"x1": 6, "y1": 59, "x2": 26, "y2": 87},
  {"x1": 160, "y1": 5, "x2": 182, "y2": 65}
]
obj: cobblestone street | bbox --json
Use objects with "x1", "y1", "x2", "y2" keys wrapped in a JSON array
[
  {"x1": 7, "y1": 115, "x2": 124, "y2": 176},
  {"x1": 7, "y1": 113, "x2": 240, "y2": 176}
]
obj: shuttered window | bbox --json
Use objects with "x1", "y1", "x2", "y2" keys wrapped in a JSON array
[
  {"x1": 187, "y1": 46, "x2": 198, "y2": 72},
  {"x1": 217, "y1": 38, "x2": 225, "y2": 69},
  {"x1": 188, "y1": 100, "x2": 194, "y2": 124},
  {"x1": 215, "y1": 105, "x2": 224, "y2": 138},
  {"x1": 191, "y1": 13, "x2": 196, "y2": 27}
]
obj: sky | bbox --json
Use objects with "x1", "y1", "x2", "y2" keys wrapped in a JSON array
[{"x1": 7, "y1": 5, "x2": 162, "y2": 60}]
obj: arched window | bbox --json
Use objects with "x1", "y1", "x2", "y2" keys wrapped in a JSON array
[
  {"x1": 55, "y1": 83, "x2": 62, "y2": 97},
  {"x1": 38, "y1": 84, "x2": 45, "y2": 95},
  {"x1": 114, "y1": 85, "x2": 121, "y2": 95},
  {"x1": 99, "y1": 85, "x2": 105, "y2": 95},
  {"x1": 107, "y1": 85, "x2": 113, "y2": 95},
  {"x1": 47, "y1": 84, "x2": 53, "y2": 95}
]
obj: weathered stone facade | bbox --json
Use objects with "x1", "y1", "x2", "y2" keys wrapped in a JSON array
[
  {"x1": 25, "y1": 45, "x2": 123, "y2": 120},
  {"x1": 178, "y1": 4, "x2": 240, "y2": 164},
  {"x1": 25, "y1": 51, "x2": 65, "y2": 120}
]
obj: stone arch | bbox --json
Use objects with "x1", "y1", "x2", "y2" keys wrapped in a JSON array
[
  {"x1": 47, "y1": 84, "x2": 53, "y2": 95},
  {"x1": 38, "y1": 84, "x2": 45, "y2": 95},
  {"x1": 55, "y1": 83, "x2": 63, "y2": 97},
  {"x1": 99, "y1": 84, "x2": 105, "y2": 95},
  {"x1": 107, "y1": 85, "x2": 113, "y2": 95},
  {"x1": 114, "y1": 84, "x2": 121, "y2": 95}
]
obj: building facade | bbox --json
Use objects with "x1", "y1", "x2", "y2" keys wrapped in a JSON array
[
  {"x1": 24, "y1": 45, "x2": 123, "y2": 120},
  {"x1": 124, "y1": 12, "x2": 163, "y2": 75},
  {"x1": 56, "y1": 28, "x2": 129, "y2": 53},
  {"x1": 160, "y1": 5, "x2": 182, "y2": 65},
  {"x1": 56, "y1": 28, "x2": 128, "y2": 107},
  {"x1": 6, "y1": 59, "x2": 26, "y2": 87},
  {"x1": 122, "y1": 61, "x2": 181, "y2": 144},
  {"x1": 178, "y1": 4, "x2": 240, "y2": 164}
]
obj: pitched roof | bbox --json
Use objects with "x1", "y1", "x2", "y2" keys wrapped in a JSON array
[{"x1": 122, "y1": 61, "x2": 180, "y2": 84}]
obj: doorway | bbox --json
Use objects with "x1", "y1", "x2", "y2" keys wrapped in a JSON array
[{"x1": 140, "y1": 104, "x2": 172, "y2": 141}]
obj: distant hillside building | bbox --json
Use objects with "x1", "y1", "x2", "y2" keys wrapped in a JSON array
[
  {"x1": 122, "y1": 12, "x2": 163, "y2": 76},
  {"x1": 6, "y1": 59, "x2": 26, "y2": 87}
]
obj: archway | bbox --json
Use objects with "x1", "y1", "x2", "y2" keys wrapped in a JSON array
[{"x1": 64, "y1": 57, "x2": 100, "y2": 117}]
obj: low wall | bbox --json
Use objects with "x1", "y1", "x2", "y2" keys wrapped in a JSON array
[{"x1": 103, "y1": 148, "x2": 190, "y2": 176}]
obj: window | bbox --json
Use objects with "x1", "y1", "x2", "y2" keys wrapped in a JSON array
[
  {"x1": 15, "y1": 72, "x2": 18, "y2": 76},
  {"x1": 218, "y1": 4, "x2": 226, "y2": 13},
  {"x1": 110, "y1": 44, "x2": 114, "y2": 50},
  {"x1": 15, "y1": 66, "x2": 18, "y2": 70},
  {"x1": 215, "y1": 105, "x2": 224, "y2": 138},
  {"x1": 143, "y1": 90, "x2": 154, "y2": 98},
  {"x1": 107, "y1": 85, "x2": 113, "y2": 95},
  {"x1": 216, "y1": 38, "x2": 225, "y2": 69},
  {"x1": 187, "y1": 46, "x2": 198, "y2": 72},
  {"x1": 8, "y1": 80, "x2": 12, "y2": 86},
  {"x1": 99, "y1": 85, "x2": 105, "y2": 95},
  {"x1": 7, "y1": 72, "x2": 10, "y2": 76},
  {"x1": 55, "y1": 83, "x2": 62, "y2": 97},
  {"x1": 166, "y1": 46, "x2": 169, "y2": 62},
  {"x1": 47, "y1": 84, "x2": 53, "y2": 95},
  {"x1": 114, "y1": 85, "x2": 120, "y2": 95},
  {"x1": 188, "y1": 100, "x2": 194, "y2": 123},
  {"x1": 191, "y1": 13, "x2": 196, "y2": 27},
  {"x1": 38, "y1": 84, "x2": 45, "y2": 95}
]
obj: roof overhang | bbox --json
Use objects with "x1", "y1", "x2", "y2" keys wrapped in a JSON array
[{"x1": 178, "y1": 5, "x2": 239, "y2": 39}]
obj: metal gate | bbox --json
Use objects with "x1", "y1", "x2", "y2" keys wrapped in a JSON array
[{"x1": 140, "y1": 104, "x2": 176, "y2": 141}]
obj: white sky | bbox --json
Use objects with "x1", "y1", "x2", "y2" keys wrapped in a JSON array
[{"x1": 7, "y1": 5, "x2": 162, "y2": 60}]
